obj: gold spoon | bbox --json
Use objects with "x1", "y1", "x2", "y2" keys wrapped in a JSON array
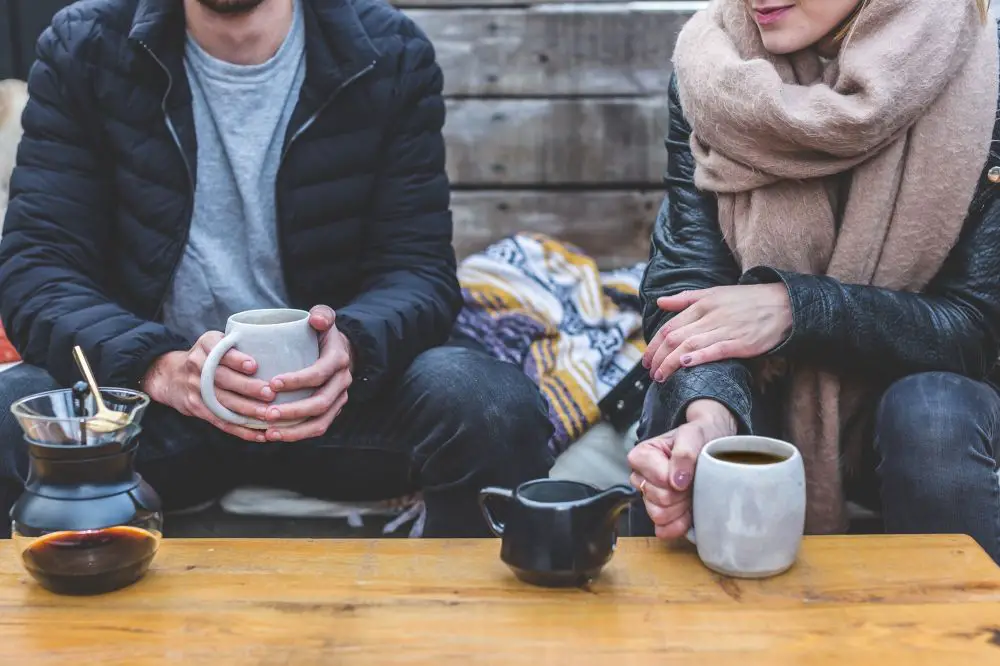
[{"x1": 71, "y1": 345, "x2": 130, "y2": 433}]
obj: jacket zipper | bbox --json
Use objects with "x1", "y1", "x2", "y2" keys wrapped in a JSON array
[
  {"x1": 274, "y1": 60, "x2": 377, "y2": 291},
  {"x1": 138, "y1": 41, "x2": 196, "y2": 322},
  {"x1": 138, "y1": 41, "x2": 375, "y2": 315}
]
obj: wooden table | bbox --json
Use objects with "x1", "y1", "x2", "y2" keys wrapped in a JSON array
[{"x1": 1, "y1": 536, "x2": 999, "y2": 664}]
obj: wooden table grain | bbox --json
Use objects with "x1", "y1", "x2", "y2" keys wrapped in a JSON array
[{"x1": 1, "y1": 536, "x2": 999, "y2": 665}]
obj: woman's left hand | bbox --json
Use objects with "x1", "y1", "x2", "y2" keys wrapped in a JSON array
[{"x1": 643, "y1": 284, "x2": 792, "y2": 382}]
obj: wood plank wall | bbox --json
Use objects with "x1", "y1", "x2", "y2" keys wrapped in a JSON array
[
  {"x1": 1, "y1": 0, "x2": 703, "y2": 268},
  {"x1": 395, "y1": 0, "x2": 704, "y2": 268}
]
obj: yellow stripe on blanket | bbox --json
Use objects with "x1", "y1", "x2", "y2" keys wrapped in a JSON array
[{"x1": 457, "y1": 233, "x2": 648, "y2": 452}]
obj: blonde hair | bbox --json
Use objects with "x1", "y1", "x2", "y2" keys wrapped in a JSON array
[{"x1": 836, "y1": 0, "x2": 990, "y2": 43}]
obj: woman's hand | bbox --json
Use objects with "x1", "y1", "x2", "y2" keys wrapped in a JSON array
[
  {"x1": 643, "y1": 284, "x2": 792, "y2": 383},
  {"x1": 627, "y1": 399, "x2": 737, "y2": 539}
]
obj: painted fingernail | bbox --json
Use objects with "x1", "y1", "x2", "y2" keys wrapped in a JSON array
[
  {"x1": 255, "y1": 434, "x2": 265, "y2": 443},
  {"x1": 242, "y1": 360, "x2": 255, "y2": 373},
  {"x1": 267, "y1": 429, "x2": 282, "y2": 442},
  {"x1": 272, "y1": 379, "x2": 285, "y2": 391},
  {"x1": 673, "y1": 470, "x2": 692, "y2": 490},
  {"x1": 653, "y1": 371, "x2": 664, "y2": 382},
  {"x1": 261, "y1": 387, "x2": 275, "y2": 400},
  {"x1": 268, "y1": 407, "x2": 281, "y2": 421},
  {"x1": 680, "y1": 355, "x2": 693, "y2": 366}
]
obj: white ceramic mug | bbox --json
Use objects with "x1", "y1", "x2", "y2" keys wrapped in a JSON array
[
  {"x1": 200, "y1": 309, "x2": 319, "y2": 429},
  {"x1": 687, "y1": 435, "x2": 806, "y2": 579}
]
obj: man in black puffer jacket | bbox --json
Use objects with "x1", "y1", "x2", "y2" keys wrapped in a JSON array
[{"x1": 0, "y1": 0, "x2": 554, "y2": 537}]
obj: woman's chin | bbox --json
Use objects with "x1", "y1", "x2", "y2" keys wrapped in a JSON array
[{"x1": 758, "y1": 31, "x2": 813, "y2": 55}]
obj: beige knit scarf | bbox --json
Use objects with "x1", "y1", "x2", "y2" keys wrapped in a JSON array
[{"x1": 673, "y1": 0, "x2": 999, "y2": 533}]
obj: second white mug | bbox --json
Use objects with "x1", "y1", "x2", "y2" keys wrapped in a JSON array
[
  {"x1": 199, "y1": 308, "x2": 320, "y2": 430},
  {"x1": 688, "y1": 435, "x2": 806, "y2": 579}
]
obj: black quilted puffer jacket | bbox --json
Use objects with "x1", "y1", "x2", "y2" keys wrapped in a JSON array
[
  {"x1": 0, "y1": 0, "x2": 460, "y2": 402},
  {"x1": 642, "y1": 73, "x2": 1000, "y2": 434}
]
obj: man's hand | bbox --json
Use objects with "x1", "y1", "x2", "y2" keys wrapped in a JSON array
[
  {"x1": 143, "y1": 332, "x2": 276, "y2": 442},
  {"x1": 642, "y1": 284, "x2": 792, "y2": 383},
  {"x1": 627, "y1": 399, "x2": 737, "y2": 539},
  {"x1": 263, "y1": 305, "x2": 353, "y2": 442}
]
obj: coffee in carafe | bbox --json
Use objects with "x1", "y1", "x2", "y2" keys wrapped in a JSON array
[
  {"x1": 21, "y1": 525, "x2": 160, "y2": 595},
  {"x1": 8, "y1": 386, "x2": 163, "y2": 595}
]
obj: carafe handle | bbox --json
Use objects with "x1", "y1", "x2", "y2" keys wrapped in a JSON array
[{"x1": 478, "y1": 487, "x2": 513, "y2": 537}]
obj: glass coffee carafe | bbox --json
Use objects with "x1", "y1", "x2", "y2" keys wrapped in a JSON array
[{"x1": 9, "y1": 387, "x2": 163, "y2": 595}]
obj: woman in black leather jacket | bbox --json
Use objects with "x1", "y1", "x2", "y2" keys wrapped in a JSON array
[{"x1": 628, "y1": 0, "x2": 1000, "y2": 563}]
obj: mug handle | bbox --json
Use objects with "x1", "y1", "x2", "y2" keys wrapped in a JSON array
[
  {"x1": 199, "y1": 332, "x2": 249, "y2": 426},
  {"x1": 478, "y1": 487, "x2": 513, "y2": 536}
]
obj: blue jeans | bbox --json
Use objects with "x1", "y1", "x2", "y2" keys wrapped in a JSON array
[
  {"x1": 632, "y1": 371, "x2": 1000, "y2": 564},
  {"x1": 0, "y1": 345, "x2": 554, "y2": 537},
  {"x1": 875, "y1": 372, "x2": 1000, "y2": 563}
]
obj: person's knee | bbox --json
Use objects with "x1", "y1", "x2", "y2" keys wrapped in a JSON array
[
  {"x1": 0, "y1": 364, "x2": 60, "y2": 482},
  {"x1": 0, "y1": 364, "x2": 61, "y2": 435},
  {"x1": 0, "y1": 364, "x2": 59, "y2": 404},
  {"x1": 875, "y1": 372, "x2": 991, "y2": 488},
  {"x1": 405, "y1": 347, "x2": 554, "y2": 472},
  {"x1": 409, "y1": 347, "x2": 549, "y2": 431}
]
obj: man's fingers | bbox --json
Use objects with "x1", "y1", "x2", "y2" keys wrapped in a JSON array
[
  {"x1": 309, "y1": 305, "x2": 336, "y2": 333},
  {"x1": 217, "y1": 421, "x2": 267, "y2": 443},
  {"x1": 272, "y1": 358, "x2": 336, "y2": 392},
  {"x1": 193, "y1": 331, "x2": 256, "y2": 375},
  {"x1": 219, "y1": 349, "x2": 257, "y2": 375},
  {"x1": 189, "y1": 400, "x2": 266, "y2": 443},
  {"x1": 197, "y1": 331, "x2": 224, "y2": 351},
  {"x1": 214, "y1": 366, "x2": 274, "y2": 401},
  {"x1": 271, "y1": 345, "x2": 350, "y2": 393},
  {"x1": 265, "y1": 370, "x2": 351, "y2": 422},
  {"x1": 266, "y1": 392, "x2": 348, "y2": 443},
  {"x1": 216, "y1": 387, "x2": 272, "y2": 422}
]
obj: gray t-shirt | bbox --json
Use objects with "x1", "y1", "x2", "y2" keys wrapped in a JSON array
[{"x1": 162, "y1": 0, "x2": 306, "y2": 341}]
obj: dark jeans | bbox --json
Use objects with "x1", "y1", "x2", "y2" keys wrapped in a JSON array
[
  {"x1": 0, "y1": 346, "x2": 554, "y2": 538},
  {"x1": 631, "y1": 371, "x2": 1000, "y2": 564}
]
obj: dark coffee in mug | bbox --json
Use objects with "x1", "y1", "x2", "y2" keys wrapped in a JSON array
[
  {"x1": 693, "y1": 436, "x2": 806, "y2": 578},
  {"x1": 21, "y1": 525, "x2": 159, "y2": 595},
  {"x1": 711, "y1": 450, "x2": 789, "y2": 465}
]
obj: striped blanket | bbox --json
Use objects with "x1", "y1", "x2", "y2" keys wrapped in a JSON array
[{"x1": 455, "y1": 234, "x2": 647, "y2": 455}]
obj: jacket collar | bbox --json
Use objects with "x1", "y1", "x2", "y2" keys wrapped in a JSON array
[{"x1": 128, "y1": 0, "x2": 380, "y2": 98}]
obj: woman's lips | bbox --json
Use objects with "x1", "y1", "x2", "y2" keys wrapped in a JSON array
[{"x1": 754, "y1": 5, "x2": 793, "y2": 26}]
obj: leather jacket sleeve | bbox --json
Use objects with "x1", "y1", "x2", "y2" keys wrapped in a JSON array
[
  {"x1": 742, "y1": 158, "x2": 1000, "y2": 380},
  {"x1": 640, "y1": 76, "x2": 755, "y2": 434},
  {"x1": 740, "y1": 58, "x2": 1000, "y2": 381},
  {"x1": 642, "y1": 71, "x2": 1000, "y2": 435}
]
